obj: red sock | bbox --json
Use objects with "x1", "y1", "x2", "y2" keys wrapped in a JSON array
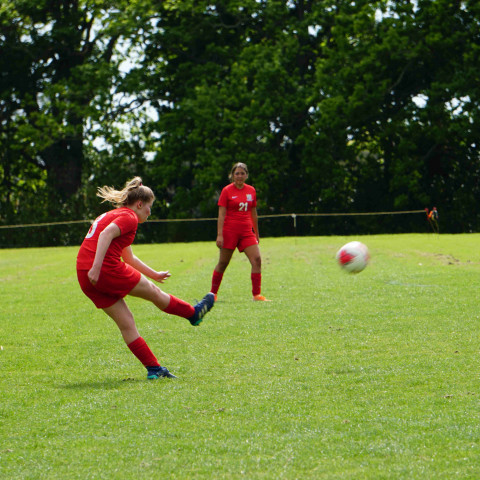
[
  {"x1": 163, "y1": 294, "x2": 195, "y2": 318},
  {"x1": 210, "y1": 270, "x2": 224, "y2": 295},
  {"x1": 251, "y1": 273, "x2": 261, "y2": 296},
  {"x1": 127, "y1": 337, "x2": 160, "y2": 367}
]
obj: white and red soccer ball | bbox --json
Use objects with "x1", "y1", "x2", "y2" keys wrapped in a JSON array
[{"x1": 336, "y1": 241, "x2": 369, "y2": 273}]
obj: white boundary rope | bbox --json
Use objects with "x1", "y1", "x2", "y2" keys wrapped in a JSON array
[{"x1": 0, "y1": 210, "x2": 426, "y2": 229}]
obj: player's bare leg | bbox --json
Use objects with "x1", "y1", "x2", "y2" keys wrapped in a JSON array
[
  {"x1": 128, "y1": 275, "x2": 171, "y2": 309},
  {"x1": 103, "y1": 298, "x2": 140, "y2": 344},
  {"x1": 211, "y1": 248, "x2": 235, "y2": 301},
  {"x1": 103, "y1": 299, "x2": 177, "y2": 379},
  {"x1": 243, "y1": 244, "x2": 261, "y2": 273},
  {"x1": 215, "y1": 248, "x2": 235, "y2": 273},
  {"x1": 129, "y1": 275, "x2": 213, "y2": 326}
]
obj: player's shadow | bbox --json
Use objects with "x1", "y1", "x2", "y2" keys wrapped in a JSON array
[{"x1": 57, "y1": 378, "x2": 142, "y2": 390}]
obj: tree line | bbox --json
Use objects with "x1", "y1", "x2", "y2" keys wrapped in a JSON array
[{"x1": 1, "y1": 0, "x2": 479, "y2": 246}]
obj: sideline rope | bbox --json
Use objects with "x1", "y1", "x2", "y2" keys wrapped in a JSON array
[
  {"x1": 259, "y1": 210, "x2": 426, "y2": 218},
  {"x1": 0, "y1": 209, "x2": 426, "y2": 229},
  {"x1": 0, "y1": 219, "x2": 92, "y2": 229}
]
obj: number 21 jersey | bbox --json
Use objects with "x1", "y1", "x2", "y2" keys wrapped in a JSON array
[{"x1": 218, "y1": 183, "x2": 257, "y2": 230}]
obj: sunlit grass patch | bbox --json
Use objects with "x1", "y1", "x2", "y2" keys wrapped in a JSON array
[{"x1": 1, "y1": 234, "x2": 480, "y2": 479}]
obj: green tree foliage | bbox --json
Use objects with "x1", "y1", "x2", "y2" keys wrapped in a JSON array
[
  {"x1": 1, "y1": 0, "x2": 480, "y2": 241},
  {"x1": 136, "y1": 0, "x2": 480, "y2": 232},
  {"x1": 139, "y1": 0, "x2": 321, "y2": 219},
  {"x1": 315, "y1": 0, "x2": 480, "y2": 230},
  {"x1": 0, "y1": 0, "x2": 149, "y2": 225}
]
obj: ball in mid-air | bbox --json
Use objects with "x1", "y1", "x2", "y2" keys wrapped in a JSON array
[{"x1": 336, "y1": 241, "x2": 369, "y2": 273}]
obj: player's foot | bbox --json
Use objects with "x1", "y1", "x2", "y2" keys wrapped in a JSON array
[
  {"x1": 188, "y1": 292, "x2": 215, "y2": 326},
  {"x1": 146, "y1": 366, "x2": 177, "y2": 379},
  {"x1": 253, "y1": 294, "x2": 271, "y2": 302},
  {"x1": 213, "y1": 293, "x2": 218, "y2": 302}
]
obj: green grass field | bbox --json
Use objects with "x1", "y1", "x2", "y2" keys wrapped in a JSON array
[{"x1": 1, "y1": 234, "x2": 480, "y2": 479}]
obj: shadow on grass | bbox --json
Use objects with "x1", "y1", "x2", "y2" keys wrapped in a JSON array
[{"x1": 57, "y1": 377, "x2": 142, "y2": 390}]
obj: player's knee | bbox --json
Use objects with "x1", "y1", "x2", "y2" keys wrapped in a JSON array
[
  {"x1": 118, "y1": 312, "x2": 135, "y2": 333},
  {"x1": 251, "y1": 256, "x2": 261, "y2": 269},
  {"x1": 217, "y1": 260, "x2": 230, "y2": 271},
  {"x1": 138, "y1": 280, "x2": 161, "y2": 303},
  {"x1": 148, "y1": 283, "x2": 169, "y2": 308},
  {"x1": 150, "y1": 282, "x2": 163, "y2": 299}
]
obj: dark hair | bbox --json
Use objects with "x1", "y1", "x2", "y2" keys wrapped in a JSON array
[
  {"x1": 228, "y1": 162, "x2": 249, "y2": 181},
  {"x1": 97, "y1": 176, "x2": 155, "y2": 207}
]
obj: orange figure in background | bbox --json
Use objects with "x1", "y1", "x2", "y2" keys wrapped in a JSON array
[{"x1": 425, "y1": 207, "x2": 439, "y2": 233}]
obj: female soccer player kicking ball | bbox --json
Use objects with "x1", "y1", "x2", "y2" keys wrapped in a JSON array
[
  {"x1": 76, "y1": 177, "x2": 214, "y2": 380},
  {"x1": 210, "y1": 162, "x2": 270, "y2": 302}
]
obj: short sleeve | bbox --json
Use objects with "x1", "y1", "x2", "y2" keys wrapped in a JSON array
[
  {"x1": 218, "y1": 186, "x2": 228, "y2": 207},
  {"x1": 250, "y1": 186, "x2": 257, "y2": 207},
  {"x1": 112, "y1": 211, "x2": 137, "y2": 235}
]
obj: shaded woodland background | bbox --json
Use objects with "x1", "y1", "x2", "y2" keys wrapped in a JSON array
[{"x1": 1, "y1": 0, "x2": 479, "y2": 246}]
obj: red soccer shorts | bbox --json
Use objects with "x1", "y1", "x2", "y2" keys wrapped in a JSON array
[
  {"x1": 222, "y1": 226, "x2": 258, "y2": 252},
  {"x1": 77, "y1": 264, "x2": 141, "y2": 309}
]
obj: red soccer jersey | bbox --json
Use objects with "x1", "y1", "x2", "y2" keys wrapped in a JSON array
[
  {"x1": 218, "y1": 183, "x2": 257, "y2": 230},
  {"x1": 76, "y1": 207, "x2": 138, "y2": 270}
]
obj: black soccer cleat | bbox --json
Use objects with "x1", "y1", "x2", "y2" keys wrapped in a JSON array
[
  {"x1": 188, "y1": 292, "x2": 215, "y2": 326},
  {"x1": 146, "y1": 366, "x2": 177, "y2": 380}
]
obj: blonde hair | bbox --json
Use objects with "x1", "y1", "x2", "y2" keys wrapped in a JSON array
[
  {"x1": 97, "y1": 176, "x2": 155, "y2": 208},
  {"x1": 228, "y1": 162, "x2": 249, "y2": 181}
]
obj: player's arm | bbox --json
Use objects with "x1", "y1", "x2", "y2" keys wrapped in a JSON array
[
  {"x1": 88, "y1": 223, "x2": 121, "y2": 285},
  {"x1": 251, "y1": 207, "x2": 260, "y2": 242},
  {"x1": 216, "y1": 206, "x2": 227, "y2": 248},
  {"x1": 121, "y1": 246, "x2": 171, "y2": 283}
]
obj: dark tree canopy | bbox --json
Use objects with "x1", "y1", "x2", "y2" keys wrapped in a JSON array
[{"x1": 1, "y1": 0, "x2": 479, "y2": 246}]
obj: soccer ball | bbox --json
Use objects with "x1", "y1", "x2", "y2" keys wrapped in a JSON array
[{"x1": 336, "y1": 241, "x2": 369, "y2": 273}]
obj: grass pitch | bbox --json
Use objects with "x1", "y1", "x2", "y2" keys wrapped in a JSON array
[{"x1": 1, "y1": 234, "x2": 480, "y2": 479}]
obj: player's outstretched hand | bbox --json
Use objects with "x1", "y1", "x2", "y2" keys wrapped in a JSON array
[{"x1": 153, "y1": 270, "x2": 171, "y2": 283}]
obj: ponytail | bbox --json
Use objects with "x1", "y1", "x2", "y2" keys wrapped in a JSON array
[{"x1": 97, "y1": 177, "x2": 155, "y2": 207}]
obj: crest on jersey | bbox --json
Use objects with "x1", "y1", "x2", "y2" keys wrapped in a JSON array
[{"x1": 246, "y1": 194, "x2": 253, "y2": 201}]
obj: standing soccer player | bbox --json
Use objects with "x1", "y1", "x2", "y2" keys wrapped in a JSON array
[
  {"x1": 210, "y1": 162, "x2": 270, "y2": 302},
  {"x1": 76, "y1": 177, "x2": 214, "y2": 380}
]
